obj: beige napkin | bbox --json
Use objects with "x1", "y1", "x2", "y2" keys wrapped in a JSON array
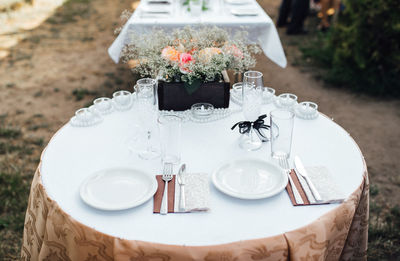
[
  {"x1": 174, "y1": 173, "x2": 210, "y2": 213},
  {"x1": 286, "y1": 166, "x2": 345, "y2": 206},
  {"x1": 153, "y1": 173, "x2": 210, "y2": 213}
]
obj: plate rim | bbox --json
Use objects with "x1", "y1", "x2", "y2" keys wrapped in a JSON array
[
  {"x1": 80, "y1": 167, "x2": 158, "y2": 211},
  {"x1": 212, "y1": 159, "x2": 288, "y2": 200}
]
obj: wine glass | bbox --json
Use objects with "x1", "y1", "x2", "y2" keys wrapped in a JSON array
[
  {"x1": 240, "y1": 71, "x2": 264, "y2": 151},
  {"x1": 134, "y1": 78, "x2": 160, "y2": 160},
  {"x1": 242, "y1": 71, "x2": 264, "y2": 98}
]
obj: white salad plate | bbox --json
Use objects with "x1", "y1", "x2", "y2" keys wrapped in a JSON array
[
  {"x1": 80, "y1": 168, "x2": 158, "y2": 211},
  {"x1": 212, "y1": 159, "x2": 288, "y2": 200}
]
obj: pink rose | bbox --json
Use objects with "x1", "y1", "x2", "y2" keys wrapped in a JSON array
[
  {"x1": 179, "y1": 53, "x2": 194, "y2": 74},
  {"x1": 180, "y1": 53, "x2": 194, "y2": 64}
]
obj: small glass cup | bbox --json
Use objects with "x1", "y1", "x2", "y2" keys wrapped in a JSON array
[
  {"x1": 263, "y1": 87, "x2": 276, "y2": 103},
  {"x1": 93, "y1": 97, "x2": 113, "y2": 114},
  {"x1": 298, "y1": 101, "x2": 318, "y2": 115},
  {"x1": 191, "y1": 103, "x2": 214, "y2": 119},
  {"x1": 158, "y1": 114, "x2": 183, "y2": 165},
  {"x1": 113, "y1": 90, "x2": 132, "y2": 110},
  {"x1": 270, "y1": 110, "x2": 295, "y2": 159},
  {"x1": 277, "y1": 93, "x2": 297, "y2": 109},
  {"x1": 232, "y1": 82, "x2": 243, "y2": 100},
  {"x1": 75, "y1": 108, "x2": 94, "y2": 123}
]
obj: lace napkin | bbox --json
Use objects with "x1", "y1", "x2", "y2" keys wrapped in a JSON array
[
  {"x1": 153, "y1": 173, "x2": 210, "y2": 213},
  {"x1": 286, "y1": 166, "x2": 346, "y2": 206}
]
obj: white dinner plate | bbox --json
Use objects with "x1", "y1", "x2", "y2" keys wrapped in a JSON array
[
  {"x1": 80, "y1": 168, "x2": 158, "y2": 211},
  {"x1": 212, "y1": 159, "x2": 288, "y2": 199}
]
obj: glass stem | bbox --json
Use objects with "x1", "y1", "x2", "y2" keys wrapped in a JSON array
[
  {"x1": 146, "y1": 131, "x2": 151, "y2": 152},
  {"x1": 250, "y1": 125, "x2": 254, "y2": 142}
]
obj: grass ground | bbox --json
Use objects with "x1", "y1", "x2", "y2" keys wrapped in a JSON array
[{"x1": 0, "y1": 0, "x2": 399, "y2": 260}]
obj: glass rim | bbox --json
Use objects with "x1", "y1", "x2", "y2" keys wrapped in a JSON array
[
  {"x1": 75, "y1": 107, "x2": 90, "y2": 115},
  {"x1": 137, "y1": 78, "x2": 156, "y2": 85},
  {"x1": 278, "y1": 93, "x2": 298, "y2": 100},
  {"x1": 93, "y1": 97, "x2": 110, "y2": 103},
  {"x1": 299, "y1": 101, "x2": 318, "y2": 109},
  {"x1": 232, "y1": 82, "x2": 243, "y2": 87},
  {"x1": 270, "y1": 109, "x2": 295, "y2": 119},
  {"x1": 244, "y1": 71, "x2": 263, "y2": 79},
  {"x1": 158, "y1": 114, "x2": 183, "y2": 124},
  {"x1": 113, "y1": 90, "x2": 131, "y2": 97}
]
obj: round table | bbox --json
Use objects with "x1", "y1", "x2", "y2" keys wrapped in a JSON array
[{"x1": 21, "y1": 102, "x2": 369, "y2": 261}]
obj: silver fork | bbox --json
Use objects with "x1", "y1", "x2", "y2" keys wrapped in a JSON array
[
  {"x1": 278, "y1": 156, "x2": 304, "y2": 205},
  {"x1": 160, "y1": 163, "x2": 173, "y2": 215}
]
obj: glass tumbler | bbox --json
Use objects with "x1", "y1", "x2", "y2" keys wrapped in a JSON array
[
  {"x1": 270, "y1": 110, "x2": 295, "y2": 159},
  {"x1": 134, "y1": 78, "x2": 159, "y2": 160},
  {"x1": 158, "y1": 114, "x2": 182, "y2": 165},
  {"x1": 136, "y1": 78, "x2": 157, "y2": 106}
]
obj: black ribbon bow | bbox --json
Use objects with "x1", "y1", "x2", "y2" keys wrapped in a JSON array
[{"x1": 231, "y1": 114, "x2": 270, "y2": 142}]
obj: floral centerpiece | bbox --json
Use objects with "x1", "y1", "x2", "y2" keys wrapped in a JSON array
[{"x1": 120, "y1": 26, "x2": 260, "y2": 110}]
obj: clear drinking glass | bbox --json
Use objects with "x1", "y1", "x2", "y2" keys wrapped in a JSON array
[
  {"x1": 134, "y1": 78, "x2": 160, "y2": 160},
  {"x1": 270, "y1": 110, "x2": 295, "y2": 159},
  {"x1": 158, "y1": 114, "x2": 182, "y2": 165},
  {"x1": 243, "y1": 71, "x2": 264, "y2": 99}
]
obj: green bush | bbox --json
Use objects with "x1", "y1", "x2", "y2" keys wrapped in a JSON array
[{"x1": 302, "y1": 0, "x2": 400, "y2": 96}]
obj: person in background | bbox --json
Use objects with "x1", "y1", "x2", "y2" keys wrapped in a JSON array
[
  {"x1": 318, "y1": 0, "x2": 341, "y2": 31},
  {"x1": 277, "y1": 0, "x2": 309, "y2": 35}
]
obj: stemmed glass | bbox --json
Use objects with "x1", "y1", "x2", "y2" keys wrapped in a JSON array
[
  {"x1": 242, "y1": 71, "x2": 264, "y2": 98},
  {"x1": 240, "y1": 71, "x2": 264, "y2": 151},
  {"x1": 134, "y1": 78, "x2": 160, "y2": 160}
]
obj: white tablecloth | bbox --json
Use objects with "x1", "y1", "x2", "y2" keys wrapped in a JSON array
[
  {"x1": 40, "y1": 102, "x2": 365, "y2": 246},
  {"x1": 108, "y1": 0, "x2": 287, "y2": 68}
]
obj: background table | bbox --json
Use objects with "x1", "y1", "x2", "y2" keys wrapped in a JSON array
[
  {"x1": 22, "y1": 101, "x2": 368, "y2": 260},
  {"x1": 108, "y1": 0, "x2": 287, "y2": 68}
]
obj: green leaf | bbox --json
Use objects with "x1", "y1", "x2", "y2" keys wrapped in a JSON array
[{"x1": 184, "y1": 78, "x2": 202, "y2": 95}]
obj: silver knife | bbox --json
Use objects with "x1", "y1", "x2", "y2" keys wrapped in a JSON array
[
  {"x1": 295, "y1": 156, "x2": 322, "y2": 202},
  {"x1": 177, "y1": 164, "x2": 186, "y2": 212}
]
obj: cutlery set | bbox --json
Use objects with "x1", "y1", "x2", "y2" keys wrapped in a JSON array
[
  {"x1": 278, "y1": 155, "x2": 322, "y2": 204},
  {"x1": 160, "y1": 163, "x2": 186, "y2": 215}
]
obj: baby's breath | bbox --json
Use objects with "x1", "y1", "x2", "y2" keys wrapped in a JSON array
[{"x1": 120, "y1": 26, "x2": 260, "y2": 84}]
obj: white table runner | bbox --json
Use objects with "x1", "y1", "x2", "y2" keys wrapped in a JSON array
[{"x1": 108, "y1": 0, "x2": 287, "y2": 67}]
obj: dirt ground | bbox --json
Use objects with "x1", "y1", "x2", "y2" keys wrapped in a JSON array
[{"x1": 0, "y1": 0, "x2": 399, "y2": 216}]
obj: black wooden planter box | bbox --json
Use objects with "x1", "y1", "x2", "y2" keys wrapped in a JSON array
[{"x1": 157, "y1": 80, "x2": 230, "y2": 111}]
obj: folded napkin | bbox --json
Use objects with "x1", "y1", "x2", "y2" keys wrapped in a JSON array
[
  {"x1": 286, "y1": 166, "x2": 346, "y2": 206},
  {"x1": 153, "y1": 173, "x2": 210, "y2": 213}
]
